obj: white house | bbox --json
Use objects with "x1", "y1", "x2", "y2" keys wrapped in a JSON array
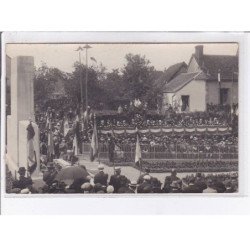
[{"x1": 161, "y1": 45, "x2": 238, "y2": 112}]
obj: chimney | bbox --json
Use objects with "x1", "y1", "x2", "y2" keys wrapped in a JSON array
[{"x1": 195, "y1": 45, "x2": 203, "y2": 65}]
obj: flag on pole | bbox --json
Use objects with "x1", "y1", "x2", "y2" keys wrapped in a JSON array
[
  {"x1": 73, "y1": 134, "x2": 78, "y2": 156},
  {"x1": 64, "y1": 119, "x2": 70, "y2": 137},
  {"x1": 47, "y1": 119, "x2": 54, "y2": 161},
  {"x1": 90, "y1": 117, "x2": 98, "y2": 162},
  {"x1": 135, "y1": 134, "x2": 141, "y2": 167},
  {"x1": 27, "y1": 122, "x2": 37, "y2": 175},
  {"x1": 218, "y1": 69, "x2": 221, "y2": 83}
]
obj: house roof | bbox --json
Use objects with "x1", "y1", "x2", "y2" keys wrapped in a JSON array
[
  {"x1": 154, "y1": 62, "x2": 187, "y2": 89},
  {"x1": 195, "y1": 54, "x2": 238, "y2": 81},
  {"x1": 163, "y1": 72, "x2": 200, "y2": 93}
]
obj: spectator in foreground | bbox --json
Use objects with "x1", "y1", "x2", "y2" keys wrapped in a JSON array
[
  {"x1": 12, "y1": 167, "x2": 33, "y2": 192},
  {"x1": 94, "y1": 164, "x2": 108, "y2": 186},
  {"x1": 182, "y1": 177, "x2": 201, "y2": 193},
  {"x1": 203, "y1": 179, "x2": 217, "y2": 193}
]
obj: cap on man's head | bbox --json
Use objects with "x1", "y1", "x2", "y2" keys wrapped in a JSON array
[
  {"x1": 20, "y1": 188, "x2": 30, "y2": 194},
  {"x1": 196, "y1": 172, "x2": 202, "y2": 178},
  {"x1": 143, "y1": 175, "x2": 151, "y2": 181},
  {"x1": 171, "y1": 168, "x2": 177, "y2": 174},
  {"x1": 98, "y1": 164, "x2": 105, "y2": 170},
  {"x1": 129, "y1": 181, "x2": 138, "y2": 187},
  {"x1": 107, "y1": 185, "x2": 114, "y2": 193},
  {"x1": 81, "y1": 182, "x2": 92, "y2": 191},
  {"x1": 114, "y1": 167, "x2": 121, "y2": 171}
]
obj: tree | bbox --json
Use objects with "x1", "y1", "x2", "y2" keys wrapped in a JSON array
[
  {"x1": 99, "y1": 68, "x2": 125, "y2": 109},
  {"x1": 34, "y1": 63, "x2": 67, "y2": 104},
  {"x1": 122, "y1": 54, "x2": 156, "y2": 107},
  {"x1": 66, "y1": 62, "x2": 108, "y2": 110}
]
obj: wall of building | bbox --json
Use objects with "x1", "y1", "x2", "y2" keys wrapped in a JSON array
[
  {"x1": 175, "y1": 79, "x2": 207, "y2": 112},
  {"x1": 206, "y1": 81, "x2": 238, "y2": 105}
]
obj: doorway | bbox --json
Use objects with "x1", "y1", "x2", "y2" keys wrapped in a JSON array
[
  {"x1": 181, "y1": 95, "x2": 190, "y2": 111},
  {"x1": 220, "y1": 88, "x2": 229, "y2": 105}
]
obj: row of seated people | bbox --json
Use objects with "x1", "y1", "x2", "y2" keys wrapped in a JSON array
[{"x1": 7, "y1": 162, "x2": 238, "y2": 194}]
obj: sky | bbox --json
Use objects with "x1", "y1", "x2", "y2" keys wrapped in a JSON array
[{"x1": 6, "y1": 43, "x2": 238, "y2": 73}]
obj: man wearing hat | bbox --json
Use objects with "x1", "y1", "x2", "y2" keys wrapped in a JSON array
[
  {"x1": 224, "y1": 180, "x2": 235, "y2": 193},
  {"x1": 43, "y1": 162, "x2": 58, "y2": 186},
  {"x1": 194, "y1": 172, "x2": 207, "y2": 192},
  {"x1": 12, "y1": 167, "x2": 33, "y2": 190},
  {"x1": 137, "y1": 175, "x2": 153, "y2": 193},
  {"x1": 109, "y1": 167, "x2": 130, "y2": 193},
  {"x1": 127, "y1": 181, "x2": 138, "y2": 193},
  {"x1": 162, "y1": 169, "x2": 180, "y2": 193},
  {"x1": 182, "y1": 177, "x2": 201, "y2": 193},
  {"x1": 203, "y1": 179, "x2": 217, "y2": 193},
  {"x1": 94, "y1": 164, "x2": 108, "y2": 186},
  {"x1": 107, "y1": 133, "x2": 115, "y2": 163},
  {"x1": 169, "y1": 181, "x2": 182, "y2": 193},
  {"x1": 137, "y1": 167, "x2": 151, "y2": 185},
  {"x1": 81, "y1": 182, "x2": 93, "y2": 193}
]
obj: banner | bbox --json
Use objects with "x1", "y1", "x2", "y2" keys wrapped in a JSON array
[
  {"x1": 99, "y1": 126, "x2": 231, "y2": 135},
  {"x1": 113, "y1": 129, "x2": 125, "y2": 135},
  {"x1": 173, "y1": 127, "x2": 185, "y2": 133}
]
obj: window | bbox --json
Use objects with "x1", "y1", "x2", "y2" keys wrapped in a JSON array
[{"x1": 181, "y1": 95, "x2": 190, "y2": 111}]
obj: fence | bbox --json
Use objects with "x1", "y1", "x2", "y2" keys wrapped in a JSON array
[{"x1": 82, "y1": 143, "x2": 238, "y2": 161}]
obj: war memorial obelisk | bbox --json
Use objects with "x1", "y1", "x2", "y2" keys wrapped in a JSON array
[{"x1": 6, "y1": 56, "x2": 40, "y2": 175}]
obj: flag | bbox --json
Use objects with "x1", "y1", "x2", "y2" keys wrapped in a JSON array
[
  {"x1": 27, "y1": 122, "x2": 37, "y2": 175},
  {"x1": 90, "y1": 57, "x2": 97, "y2": 63},
  {"x1": 73, "y1": 134, "x2": 78, "y2": 156},
  {"x1": 218, "y1": 69, "x2": 221, "y2": 83},
  {"x1": 47, "y1": 119, "x2": 54, "y2": 161},
  {"x1": 64, "y1": 119, "x2": 70, "y2": 137},
  {"x1": 90, "y1": 118, "x2": 98, "y2": 161},
  {"x1": 135, "y1": 134, "x2": 141, "y2": 167}
]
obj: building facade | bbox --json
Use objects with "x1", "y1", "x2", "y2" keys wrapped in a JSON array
[{"x1": 161, "y1": 45, "x2": 238, "y2": 112}]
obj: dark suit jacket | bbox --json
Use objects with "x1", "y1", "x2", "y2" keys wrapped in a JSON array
[
  {"x1": 94, "y1": 172, "x2": 108, "y2": 186},
  {"x1": 182, "y1": 184, "x2": 201, "y2": 193}
]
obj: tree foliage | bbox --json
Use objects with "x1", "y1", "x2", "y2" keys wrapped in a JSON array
[
  {"x1": 122, "y1": 54, "x2": 156, "y2": 104},
  {"x1": 33, "y1": 54, "x2": 162, "y2": 111}
]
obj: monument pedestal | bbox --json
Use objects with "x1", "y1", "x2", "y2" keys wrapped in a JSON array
[{"x1": 6, "y1": 56, "x2": 40, "y2": 175}]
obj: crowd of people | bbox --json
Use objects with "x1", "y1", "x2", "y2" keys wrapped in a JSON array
[
  {"x1": 6, "y1": 162, "x2": 238, "y2": 194},
  {"x1": 33, "y1": 97, "x2": 238, "y2": 166},
  {"x1": 97, "y1": 102, "x2": 238, "y2": 129},
  {"x1": 135, "y1": 160, "x2": 238, "y2": 173}
]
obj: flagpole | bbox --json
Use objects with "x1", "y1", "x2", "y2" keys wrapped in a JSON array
[
  {"x1": 76, "y1": 46, "x2": 84, "y2": 113},
  {"x1": 83, "y1": 44, "x2": 92, "y2": 110}
]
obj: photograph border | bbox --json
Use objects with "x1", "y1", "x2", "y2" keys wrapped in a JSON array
[{"x1": 1, "y1": 31, "x2": 249, "y2": 214}]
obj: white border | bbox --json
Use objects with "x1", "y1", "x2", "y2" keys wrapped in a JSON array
[{"x1": 1, "y1": 32, "x2": 250, "y2": 214}]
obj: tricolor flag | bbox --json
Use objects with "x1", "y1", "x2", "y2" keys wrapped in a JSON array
[
  {"x1": 27, "y1": 122, "x2": 37, "y2": 175},
  {"x1": 90, "y1": 118, "x2": 99, "y2": 162},
  {"x1": 47, "y1": 119, "x2": 54, "y2": 161},
  {"x1": 135, "y1": 134, "x2": 142, "y2": 167}
]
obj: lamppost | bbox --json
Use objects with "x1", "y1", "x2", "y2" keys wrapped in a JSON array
[
  {"x1": 76, "y1": 46, "x2": 84, "y2": 111},
  {"x1": 83, "y1": 44, "x2": 92, "y2": 110}
]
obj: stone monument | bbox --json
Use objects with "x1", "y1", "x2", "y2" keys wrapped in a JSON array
[{"x1": 6, "y1": 56, "x2": 40, "y2": 175}]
